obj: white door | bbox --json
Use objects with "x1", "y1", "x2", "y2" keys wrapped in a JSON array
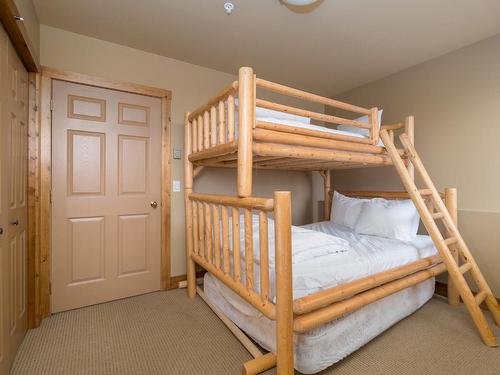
[
  {"x1": 0, "y1": 24, "x2": 28, "y2": 375},
  {"x1": 51, "y1": 80, "x2": 162, "y2": 313}
]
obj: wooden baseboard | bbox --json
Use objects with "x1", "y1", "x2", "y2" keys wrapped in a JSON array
[{"x1": 169, "y1": 270, "x2": 206, "y2": 290}]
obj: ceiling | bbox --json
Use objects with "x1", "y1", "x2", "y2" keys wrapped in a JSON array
[{"x1": 33, "y1": 0, "x2": 500, "y2": 96}]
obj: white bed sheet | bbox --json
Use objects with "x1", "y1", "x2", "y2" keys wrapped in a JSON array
[{"x1": 203, "y1": 222, "x2": 438, "y2": 373}]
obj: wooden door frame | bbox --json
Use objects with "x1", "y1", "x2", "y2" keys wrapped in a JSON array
[{"x1": 34, "y1": 67, "x2": 172, "y2": 322}]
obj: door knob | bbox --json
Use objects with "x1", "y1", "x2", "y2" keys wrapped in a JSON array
[
  {"x1": 150, "y1": 201, "x2": 158, "y2": 209},
  {"x1": 11, "y1": 219, "x2": 19, "y2": 226}
]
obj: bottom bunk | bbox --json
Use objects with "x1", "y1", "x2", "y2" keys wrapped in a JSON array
[
  {"x1": 185, "y1": 187, "x2": 500, "y2": 374},
  {"x1": 204, "y1": 274, "x2": 434, "y2": 374},
  {"x1": 201, "y1": 220, "x2": 438, "y2": 374}
]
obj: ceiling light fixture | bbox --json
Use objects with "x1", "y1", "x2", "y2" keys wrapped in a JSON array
[
  {"x1": 224, "y1": 2, "x2": 234, "y2": 15},
  {"x1": 281, "y1": 0, "x2": 318, "y2": 5}
]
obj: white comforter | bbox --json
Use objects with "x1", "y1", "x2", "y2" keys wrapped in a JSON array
[
  {"x1": 231, "y1": 215, "x2": 349, "y2": 266},
  {"x1": 233, "y1": 220, "x2": 437, "y2": 301}
]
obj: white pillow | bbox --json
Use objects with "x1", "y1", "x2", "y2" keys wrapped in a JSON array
[
  {"x1": 354, "y1": 198, "x2": 420, "y2": 242},
  {"x1": 330, "y1": 191, "x2": 367, "y2": 229},
  {"x1": 337, "y1": 109, "x2": 383, "y2": 137}
]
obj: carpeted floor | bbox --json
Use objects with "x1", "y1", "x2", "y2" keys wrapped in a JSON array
[{"x1": 11, "y1": 289, "x2": 500, "y2": 375}]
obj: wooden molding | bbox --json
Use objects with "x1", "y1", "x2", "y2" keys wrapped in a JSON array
[
  {"x1": 0, "y1": 0, "x2": 39, "y2": 72},
  {"x1": 161, "y1": 96, "x2": 172, "y2": 289},
  {"x1": 27, "y1": 72, "x2": 41, "y2": 328},
  {"x1": 42, "y1": 67, "x2": 172, "y2": 99}
]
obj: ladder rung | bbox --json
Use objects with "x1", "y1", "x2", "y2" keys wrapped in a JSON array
[
  {"x1": 431, "y1": 212, "x2": 444, "y2": 220},
  {"x1": 459, "y1": 262, "x2": 473, "y2": 274},
  {"x1": 443, "y1": 237, "x2": 458, "y2": 246},
  {"x1": 418, "y1": 189, "x2": 433, "y2": 196},
  {"x1": 475, "y1": 291, "x2": 488, "y2": 306}
]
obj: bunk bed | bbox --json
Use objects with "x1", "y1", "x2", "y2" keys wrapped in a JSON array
[{"x1": 184, "y1": 67, "x2": 500, "y2": 375}]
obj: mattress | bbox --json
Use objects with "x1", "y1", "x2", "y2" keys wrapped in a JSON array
[
  {"x1": 229, "y1": 100, "x2": 384, "y2": 146},
  {"x1": 258, "y1": 116, "x2": 368, "y2": 139},
  {"x1": 257, "y1": 117, "x2": 385, "y2": 147},
  {"x1": 203, "y1": 222, "x2": 438, "y2": 373}
]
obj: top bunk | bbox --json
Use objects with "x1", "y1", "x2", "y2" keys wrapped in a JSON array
[{"x1": 185, "y1": 67, "x2": 411, "y2": 174}]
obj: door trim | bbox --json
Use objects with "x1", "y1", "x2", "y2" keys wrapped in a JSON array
[{"x1": 37, "y1": 67, "x2": 172, "y2": 319}]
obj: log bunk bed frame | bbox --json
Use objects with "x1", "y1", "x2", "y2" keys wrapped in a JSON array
[{"x1": 184, "y1": 67, "x2": 500, "y2": 375}]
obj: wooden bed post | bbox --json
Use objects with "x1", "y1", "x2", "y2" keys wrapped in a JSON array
[
  {"x1": 237, "y1": 67, "x2": 255, "y2": 197},
  {"x1": 184, "y1": 112, "x2": 196, "y2": 299},
  {"x1": 274, "y1": 191, "x2": 294, "y2": 375},
  {"x1": 319, "y1": 170, "x2": 332, "y2": 221},
  {"x1": 404, "y1": 116, "x2": 415, "y2": 181},
  {"x1": 445, "y1": 187, "x2": 460, "y2": 306},
  {"x1": 369, "y1": 107, "x2": 380, "y2": 146}
]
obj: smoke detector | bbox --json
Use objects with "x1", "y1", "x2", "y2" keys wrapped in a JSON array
[{"x1": 224, "y1": 2, "x2": 234, "y2": 15}]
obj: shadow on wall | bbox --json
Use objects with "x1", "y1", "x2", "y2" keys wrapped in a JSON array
[{"x1": 194, "y1": 168, "x2": 313, "y2": 226}]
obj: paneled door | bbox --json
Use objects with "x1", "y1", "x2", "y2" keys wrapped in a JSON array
[
  {"x1": 51, "y1": 80, "x2": 162, "y2": 313},
  {"x1": 0, "y1": 24, "x2": 29, "y2": 375}
]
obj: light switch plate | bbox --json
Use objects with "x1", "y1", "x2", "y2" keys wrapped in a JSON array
[
  {"x1": 173, "y1": 148, "x2": 182, "y2": 159},
  {"x1": 173, "y1": 180, "x2": 181, "y2": 192}
]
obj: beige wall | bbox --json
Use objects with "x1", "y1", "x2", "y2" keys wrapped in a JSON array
[
  {"x1": 40, "y1": 25, "x2": 315, "y2": 278},
  {"x1": 322, "y1": 34, "x2": 500, "y2": 295}
]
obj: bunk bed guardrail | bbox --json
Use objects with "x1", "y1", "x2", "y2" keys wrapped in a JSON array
[{"x1": 186, "y1": 67, "x2": 387, "y2": 198}]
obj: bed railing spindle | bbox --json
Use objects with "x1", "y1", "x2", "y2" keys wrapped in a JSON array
[
  {"x1": 191, "y1": 118, "x2": 198, "y2": 153},
  {"x1": 198, "y1": 201, "x2": 205, "y2": 258},
  {"x1": 203, "y1": 111, "x2": 210, "y2": 150},
  {"x1": 192, "y1": 201, "x2": 199, "y2": 255},
  {"x1": 218, "y1": 100, "x2": 226, "y2": 144},
  {"x1": 213, "y1": 204, "x2": 221, "y2": 268},
  {"x1": 205, "y1": 203, "x2": 213, "y2": 263},
  {"x1": 210, "y1": 106, "x2": 217, "y2": 147},
  {"x1": 197, "y1": 115, "x2": 203, "y2": 151},
  {"x1": 244, "y1": 209, "x2": 254, "y2": 290},
  {"x1": 232, "y1": 208, "x2": 241, "y2": 282},
  {"x1": 221, "y1": 206, "x2": 230, "y2": 274},
  {"x1": 227, "y1": 94, "x2": 235, "y2": 142},
  {"x1": 259, "y1": 211, "x2": 270, "y2": 301}
]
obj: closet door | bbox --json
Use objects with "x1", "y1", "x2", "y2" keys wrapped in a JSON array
[{"x1": 0, "y1": 23, "x2": 29, "y2": 375}]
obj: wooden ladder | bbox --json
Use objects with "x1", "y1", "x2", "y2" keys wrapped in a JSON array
[{"x1": 380, "y1": 129, "x2": 500, "y2": 347}]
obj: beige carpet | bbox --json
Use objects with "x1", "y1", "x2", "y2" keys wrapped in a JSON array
[{"x1": 11, "y1": 290, "x2": 500, "y2": 375}]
